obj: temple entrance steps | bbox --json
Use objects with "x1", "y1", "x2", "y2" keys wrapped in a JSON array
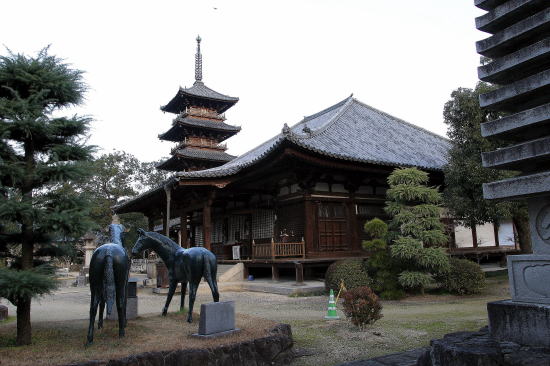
[{"x1": 217, "y1": 263, "x2": 243, "y2": 282}]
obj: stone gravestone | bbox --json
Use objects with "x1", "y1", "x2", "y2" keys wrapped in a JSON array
[
  {"x1": 192, "y1": 301, "x2": 240, "y2": 338},
  {"x1": 106, "y1": 278, "x2": 138, "y2": 321},
  {"x1": 475, "y1": 0, "x2": 550, "y2": 348}
]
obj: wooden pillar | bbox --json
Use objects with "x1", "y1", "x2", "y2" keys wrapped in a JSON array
[
  {"x1": 493, "y1": 222, "x2": 500, "y2": 247},
  {"x1": 180, "y1": 212, "x2": 188, "y2": 248},
  {"x1": 161, "y1": 211, "x2": 168, "y2": 236},
  {"x1": 303, "y1": 194, "x2": 315, "y2": 257},
  {"x1": 271, "y1": 264, "x2": 280, "y2": 281},
  {"x1": 147, "y1": 215, "x2": 155, "y2": 231},
  {"x1": 164, "y1": 185, "x2": 172, "y2": 237},
  {"x1": 295, "y1": 262, "x2": 304, "y2": 285},
  {"x1": 243, "y1": 264, "x2": 249, "y2": 280},
  {"x1": 202, "y1": 191, "x2": 215, "y2": 250},
  {"x1": 472, "y1": 225, "x2": 478, "y2": 248}
]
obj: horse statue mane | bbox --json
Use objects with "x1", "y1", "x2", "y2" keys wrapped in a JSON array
[{"x1": 137, "y1": 229, "x2": 180, "y2": 251}]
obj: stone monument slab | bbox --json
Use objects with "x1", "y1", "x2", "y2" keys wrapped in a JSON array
[
  {"x1": 507, "y1": 254, "x2": 550, "y2": 304},
  {"x1": 192, "y1": 301, "x2": 240, "y2": 338}
]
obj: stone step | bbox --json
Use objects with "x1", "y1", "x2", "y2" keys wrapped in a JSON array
[
  {"x1": 476, "y1": 0, "x2": 508, "y2": 11},
  {"x1": 481, "y1": 136, "x2": 550, "y2": 170},
  {"x1": 483, "y1": 170, "x2": 550, "y2": 200},
  {"x1": 476, "y1": 0, "x2": 548, "y2": 34},
  {"x1": 481, "y1": 102, "x2": 550, "y2": 139},
  {"x1": 476, "y1": 8, "x2": 550, "y2": 58},
  {"x1": 478, "y1": 38, "x2": 550, "y2": 84},
  {"x1": 479, "y1": 68, "x2": 550, "y2": 112}
]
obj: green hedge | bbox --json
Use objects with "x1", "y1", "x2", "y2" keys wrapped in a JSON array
[
  {"x1": 324, "y1": 259, "x2": 372, "y2": 293},
  {"x1": 440, "y1": 257, "x2": 486, "y2": 295}
]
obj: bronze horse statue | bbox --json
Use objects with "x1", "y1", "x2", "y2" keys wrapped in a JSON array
[
  {"x1": 86, "y1": 224, "x2": 129, "y2": 345},
  {"x1": 131, "y1": 229, "x2": 219, "y2": 322}
]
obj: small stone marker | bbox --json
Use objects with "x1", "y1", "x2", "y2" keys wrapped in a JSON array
[
  {"x1": 0, "y1": 305, "x2": 8, "y2": 321},
  {"x1": 192, "y1": 301, "x2": 240, "y2": 338},
  {"x1": 106, "y1": 278, "x2": 138, "y2": 320}
]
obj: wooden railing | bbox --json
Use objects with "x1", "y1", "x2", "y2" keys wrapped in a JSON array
[{"x1": 252, "y1": 238, "x2": 305, "y2": 259}]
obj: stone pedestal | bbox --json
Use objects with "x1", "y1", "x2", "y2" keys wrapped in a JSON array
[
  {"x1": 192, "y1": 301, "x2": 240, "y2": 338},
  {"x1": 106, "y1": 278, "x2": 138, "y2": 320},
  {"x1": 488, "y1": 300, "x2": 550, "y2": 348}
]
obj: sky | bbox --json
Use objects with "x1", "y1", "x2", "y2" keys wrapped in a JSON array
[{"x1": 1, "y1": 1, "x2": 486, "y2": 162}]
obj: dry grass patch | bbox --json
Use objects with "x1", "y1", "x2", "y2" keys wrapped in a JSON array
[{"x1": 0, "y1": 312, "x2": 277, "y2": 366}]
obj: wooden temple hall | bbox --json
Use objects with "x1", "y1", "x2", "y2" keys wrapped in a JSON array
[{"x1": 115, "y1": 37, "x2": 516, "y2": 281}]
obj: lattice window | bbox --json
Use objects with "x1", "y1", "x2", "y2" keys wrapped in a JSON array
[
  {"x1": 276, "y1": 203, "x2": 304, "y2": 240},
  {"x1": 194, "y1": 226, "x2": 204, "y2": 246},
  {"x1": 252, "y1": 209, "x2": 275, "y2": 239},
  {"x1": 212, "y1": 219, "x2": 224, "y2": 244}
]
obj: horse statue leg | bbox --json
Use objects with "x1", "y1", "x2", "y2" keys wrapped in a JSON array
[
  {"x1": 86, "y1": 290, "x2": 100, "y2": 345},
  {"x1": 187, "y1": 278, "x2": 200, "y2": 323},
  {"x1": 98, "y1": 300, "x2": 105, "y2": 329},
  {"x1": 180, "y1": 277, "x2": 187, "y2": 312},
  {"x1": 203, "y1": 256, "x2": 219, "y2": 302},
  {"x1": 114, "y1": 261, "x2": 129, "y2": 337},
  {"x1": 162, "y1": 279, "x2": 178, "y2": 316}
]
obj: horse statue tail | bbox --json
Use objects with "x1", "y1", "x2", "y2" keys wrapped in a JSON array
[{"x1": 103, "y1": 249, "x2": 116, "y2": 315}]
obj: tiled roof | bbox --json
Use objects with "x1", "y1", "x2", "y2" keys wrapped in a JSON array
[
  {"x1": 175, "y1": 148, "x2": 235, "y2": 162},
  {"x1": 177, "y1": 96, "x2": 450, "y2": 180},
  {"x1": 161, "y1": 81, "x2": 239, "y2": 114},
  {"x1": 158, "y1": 116, "x2": 241, "y2": 141},
  {"x1": 157, "y1": 148, "x2": 236, "y2": 171}
]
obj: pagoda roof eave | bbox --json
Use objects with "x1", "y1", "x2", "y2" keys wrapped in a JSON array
[{"x1": 161, "y1": 82, "x2": 239, "y2": 114}]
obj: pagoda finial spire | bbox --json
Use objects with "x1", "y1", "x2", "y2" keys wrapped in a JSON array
[{"x1": 195, "y1": 35, "x2": 202, "y2": 82}]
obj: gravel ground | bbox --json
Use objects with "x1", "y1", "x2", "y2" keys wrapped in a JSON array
[{"x1": 3, "y1": 283, "x2": 327, "y2": 323}]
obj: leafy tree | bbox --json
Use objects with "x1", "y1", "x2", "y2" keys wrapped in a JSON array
[
  {"x1": 77, "y1": 152, "x2": 172, "y2": 248},
  {"x1": 79, "y1": 151, "x2": 141, "y2": 230},
  {"x1": 443, "y1": 82, "x2": 531, "y2": 252},
  {"x1": 385, "y1": 168, "x2": 450, "y2": 293},
  {"x1": 0, "y1": 47, "x2": 94, "y2": 345},
  {"x1": 137, "y1": 158, "x2": 172, "y2": 192}
]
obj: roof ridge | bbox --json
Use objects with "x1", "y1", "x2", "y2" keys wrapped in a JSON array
[
  {"x1": 297, "y1": 95, "x2": 353, "y2": 125},
  {"x1": 351, "y1": 98, "x2": 450, "y2": 142},
  {"x1": 290, "y1": 96, "x2": 355, "y2": 140}
]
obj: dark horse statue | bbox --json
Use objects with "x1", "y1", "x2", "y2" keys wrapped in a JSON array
[
  {"x1": 86, "y1": 223, "x2": 130, "y2": 345},
  {"x1": 131, "y1": 229, "x2": 219, "y2": 322}
]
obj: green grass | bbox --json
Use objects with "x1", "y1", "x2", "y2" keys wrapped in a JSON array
[{"x1": 290, "y1": 274, "x2": 509, "y2": 366}]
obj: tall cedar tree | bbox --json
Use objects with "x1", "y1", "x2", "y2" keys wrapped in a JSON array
[
  {"x1": 442, "y1": 82, "x2": 531, "y2": 252},
  {"x1": 385, "y1": 168, "x2": 449, "y2": 293},
  {"x1": 0, "y1": 48, "x2": 94, "y2": 345}
]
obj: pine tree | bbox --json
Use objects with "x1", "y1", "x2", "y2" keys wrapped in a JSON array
[
  {"x1": 385, "y1": 168, "x2": 449, "y2": 293},
  {"x1": 0, "y1": 47, "x2": 93, "y2": 345}
]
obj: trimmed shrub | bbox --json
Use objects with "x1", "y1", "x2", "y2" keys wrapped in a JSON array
[
  {"x1": 325, "y1": 259, "x2": 372, "y2": 292},
  {"x1": 440, "y1": 257, "x2": 486, "y2": 295},
  {"x1": 341, "y1": 286, "x2": 383, "y2": 328}
]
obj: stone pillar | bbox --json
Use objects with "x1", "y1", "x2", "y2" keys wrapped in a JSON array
[{"x1": 475, "y1": 1, "x2": 550, "y2": 348}]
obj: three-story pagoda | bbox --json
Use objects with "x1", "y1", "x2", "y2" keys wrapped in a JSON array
[{"x1": 157, "y1": 36, "x2": 240, "y2": 171}]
